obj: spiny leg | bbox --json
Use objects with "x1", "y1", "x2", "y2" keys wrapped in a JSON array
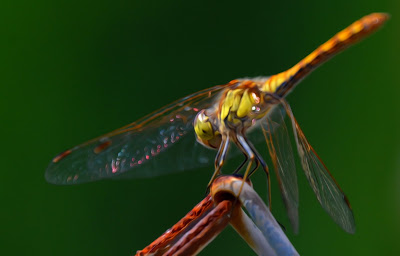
[
  {"x1": 231, "y1": 149, "x2": 256, "y2": 209},
  {"x1": 209, "y1": 106, "x2": 232, "y2": 182},
  {"x1": 207, "y1": 136, "x2": 230, "y2": 189},
  {"x1": 235, "y1": 135, "x2": 257, "y2": 195},
  {"x1": 242, "y1": 159, "x2": 260, "y2": 191},
  {"x1": 249, "y1": 159, "x2": 260, "y2": 177},
  {"x1": 236, "y1": 134, "x2": 272, "y2": 209},
  {"x1": 236, "y1": 151, "x2": 259, "y2": 177},
  {"x1": 254, "y1": 151, "x2": 271, "y2": 209},
  {"x1": 247, "y1": 137, "x2": 271, "y2": 205},
  {"x1": 233, "y1": 154, "x2": 248, "y2": 174}
]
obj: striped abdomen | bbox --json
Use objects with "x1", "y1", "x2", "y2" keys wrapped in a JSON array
[{"x1": 261, "y1": 13, "x2": 388, "y2": 97}]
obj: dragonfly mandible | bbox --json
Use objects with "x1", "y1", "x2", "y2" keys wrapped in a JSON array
[{"x1": 46, "y1": 13, "x2": 388, "y2": 234}]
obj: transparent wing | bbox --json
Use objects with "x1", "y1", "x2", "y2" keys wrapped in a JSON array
[
  {"x1": 260, "y1": 105, "x2": 299, "y2": 233},
  {"x1": 281, "y1": 100, "x2": 356, "y2": 233},
  {"x1": 46, "y1": 85, "x2": 227, "y2": 185}
]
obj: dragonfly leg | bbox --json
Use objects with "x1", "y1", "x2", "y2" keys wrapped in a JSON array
[
  {"x1": 216, "y1": 136, "x2": 230, "y2": 170},
  {"x1": 254, "y1": 153, "x2": 271, "y2": 209},
  {"x1": 234, "y1": 134, "x2": 255, "y2": 192},
  {"x1": 236, "y1": 134, "x2": 272, "y2": 209},
  {"x1": 249, "y1": 157, "x2": 260, "y2": 177},
  {"x1": 233, "y1": 136, "x2": 252, "y2": 175},
  {"x1": 207, "y1": 137, "x2": 230, "y2": 189},
  {"x1": 233, "y1": 154, "x2": 248, "y2": 174}
]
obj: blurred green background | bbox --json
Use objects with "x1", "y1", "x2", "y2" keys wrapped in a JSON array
[{"x1": 1, "y1": 0, "x2": 399, "y2": 255}]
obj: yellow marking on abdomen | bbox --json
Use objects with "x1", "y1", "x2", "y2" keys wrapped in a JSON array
[{"x1": 262, "y1": 13, "x2": 388, "y2": 96}]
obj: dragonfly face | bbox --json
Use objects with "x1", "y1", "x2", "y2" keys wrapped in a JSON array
[
  {"x1": 46, "y1": 13, "x2": 388, "y2": 235},
  {"x1": 194, "y1": 109, "x2": 222, "y2": 149}
]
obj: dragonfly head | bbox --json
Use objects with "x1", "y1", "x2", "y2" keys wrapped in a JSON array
[{"x1": 194, "y1": 110, "x2": 222, "y2": 149}]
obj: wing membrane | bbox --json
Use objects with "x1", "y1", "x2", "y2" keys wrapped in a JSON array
[
  {"x1": 261, "y1": 105, "x2": 299, "y2": 233},
  {"x1": 281, "y1": 100, "x2": 356, "y2": 233},
  {"x1": 46, "y1": 85, "x2": 226, "y2": 185}
]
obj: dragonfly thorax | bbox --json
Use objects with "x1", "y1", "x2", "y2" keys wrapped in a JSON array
[{"x1": 219, "y1": 82, "x2": 267, "y2": 131}]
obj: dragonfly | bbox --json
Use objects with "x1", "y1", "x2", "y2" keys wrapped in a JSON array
[{"x1": 46, "y1": 13, "x2": 388, "y2": 234}]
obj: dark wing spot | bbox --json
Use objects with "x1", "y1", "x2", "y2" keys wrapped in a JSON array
[
  {"x1": 52, "y1": 150, "x2": 72, "y2": 163},
  {"x1": 94, "y1": 140, "x2": 112, "y2": 154}
]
